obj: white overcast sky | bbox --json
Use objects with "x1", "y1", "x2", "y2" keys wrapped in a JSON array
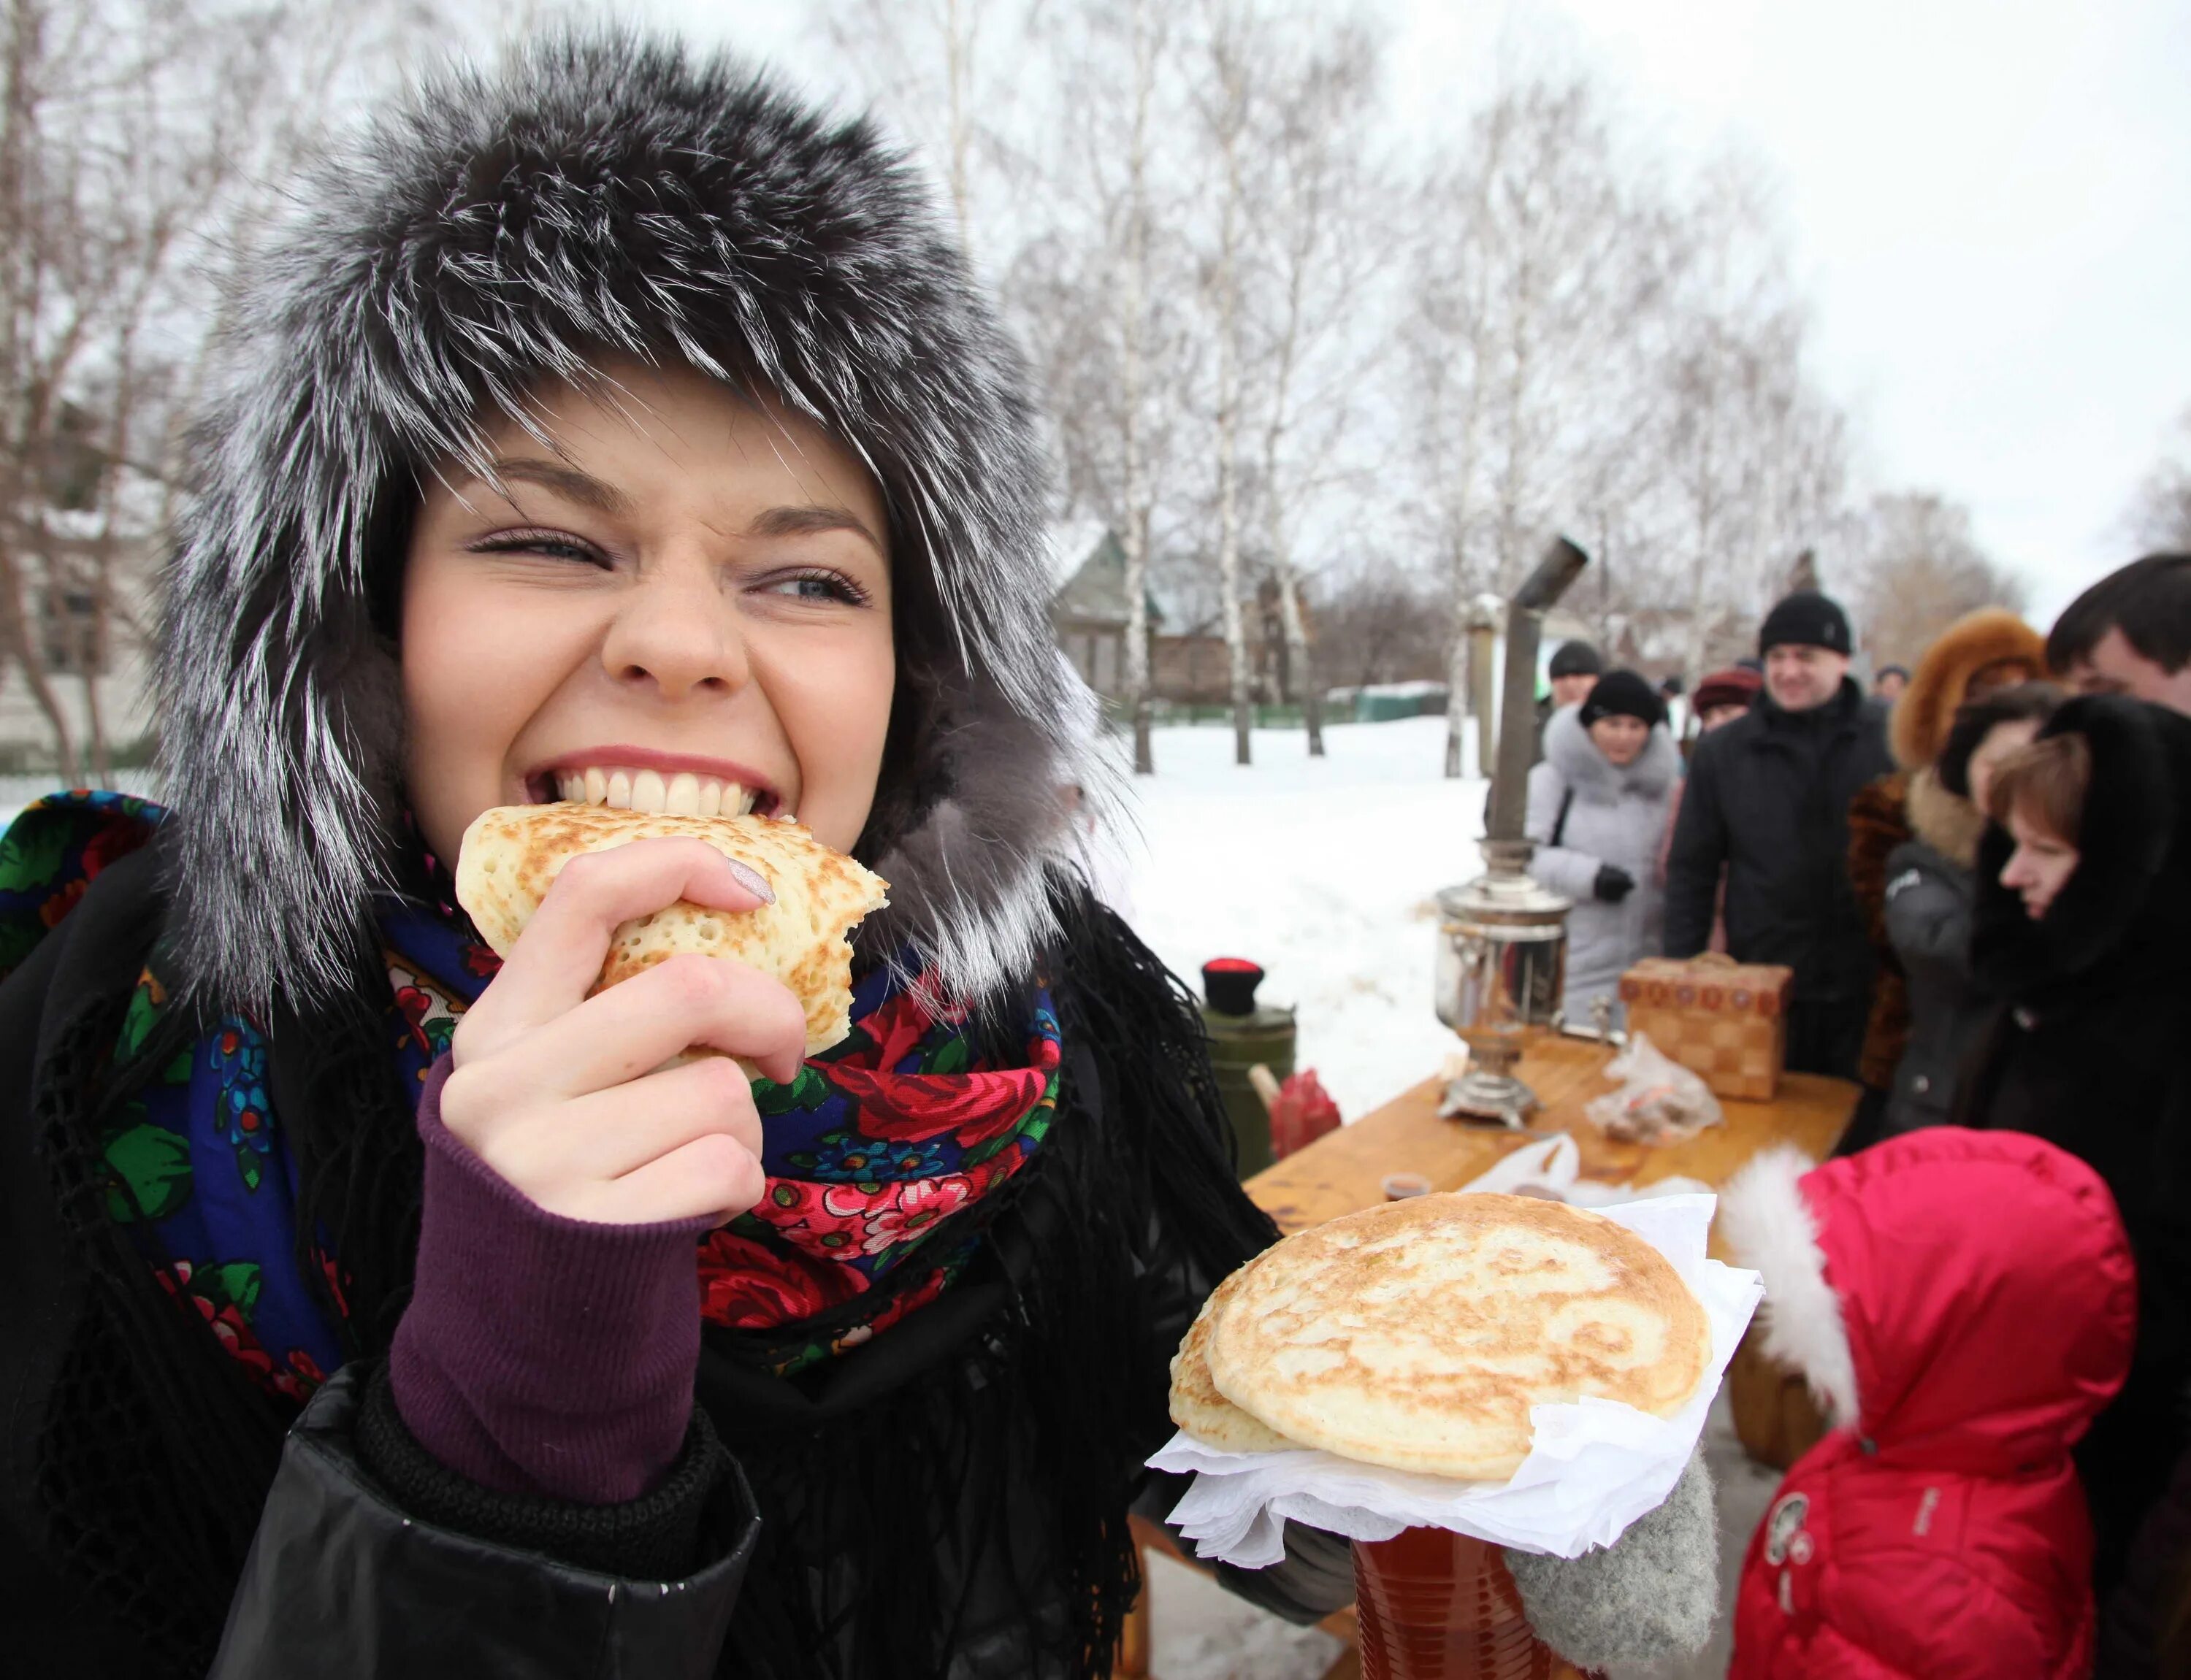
[{"x1": 647, "y1": 0, "x2": 2189, "y2": 626}]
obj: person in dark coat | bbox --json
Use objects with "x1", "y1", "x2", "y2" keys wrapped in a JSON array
[
  {"x1": 0, "y1": 34, "x2": 1711, "y2": 1680},
  {"x1": 1878, "y1": 680, "x2": 2061, "y2": 1135},
  {"x1": 1664, "y1": 591, "x2": 1894, "y2": 1077},
  {"x1": 0, "y1": 36, "x2": 1350, "y2": 1680},
  {"x1": 1954, "y1": 695, "x2": 2191, "y2": 1660}
]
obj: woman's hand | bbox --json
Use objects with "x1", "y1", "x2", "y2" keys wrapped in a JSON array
[{"x1": 441, "y1": 838, "x2": 807, "y2": 1227}]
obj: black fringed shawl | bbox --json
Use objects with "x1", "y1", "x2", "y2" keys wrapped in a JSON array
[{"x1": 12, "y1": 860, "x2": 1278, "y2": 1679}]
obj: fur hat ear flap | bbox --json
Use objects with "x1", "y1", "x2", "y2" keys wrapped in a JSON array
[{"x1": 1719, "y1": 1146, "x2": 1860, "y2": 1427}]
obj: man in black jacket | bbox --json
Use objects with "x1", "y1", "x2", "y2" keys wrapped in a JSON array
[{"x1": 1665, "y1": 591, "x2": 1893, "y2": 1078}]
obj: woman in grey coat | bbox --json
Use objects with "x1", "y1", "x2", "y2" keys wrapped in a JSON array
[
  {"x1": 1525, "y1": 670, "x2": 1681, "y2": 1019},
  {"x1": 1883, "y1": 682, "x2": 2061, "y2": 1133}
]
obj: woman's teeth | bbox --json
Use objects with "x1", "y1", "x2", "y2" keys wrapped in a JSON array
[{"x1": 554, "y1": 768, "x2": 755, "y2": 816}]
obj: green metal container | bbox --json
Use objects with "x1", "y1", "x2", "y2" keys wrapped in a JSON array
[{"x1": 1199, "y1": 959, "x2": 1296, "y2": 1181}]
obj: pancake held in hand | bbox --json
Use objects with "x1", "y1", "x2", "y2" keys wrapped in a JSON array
[
  {"x1": 1170, "y1": 1266, "x2": 1301, "y2": 1455},
  {"x1": 455, "y1": 805, "x2": 891, "y2": 1056},
  {"x1": 1207, "y1": 1193, "x2": 1710, "y2": 1481}
]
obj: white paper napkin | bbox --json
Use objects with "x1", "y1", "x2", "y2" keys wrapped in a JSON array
[{"x1": 1147, "y1": 1192, "x2": 1761, "y2": 1564}]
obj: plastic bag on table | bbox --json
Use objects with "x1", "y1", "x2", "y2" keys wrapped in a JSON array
[
  {"x1": 1251, "y1": 1065, "x2": 1342, "y2": 1159},
  {"x1": 1583, "y1": 1031, "x2": 1722, "y2": 1143}
]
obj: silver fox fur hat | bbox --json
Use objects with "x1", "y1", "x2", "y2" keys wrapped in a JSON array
[{"x1": 157, "y1": 30, "x2": 1098, "y2": 1017}]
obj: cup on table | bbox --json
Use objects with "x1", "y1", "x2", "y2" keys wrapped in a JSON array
[{"x1": 1353, "y1": 1526, "x2": 1567, "y2": 1680}]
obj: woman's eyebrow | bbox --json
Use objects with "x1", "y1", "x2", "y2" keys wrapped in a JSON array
[
  {"x1": 749, "y1": 503, "x2": 883, "y2": 553},
  {"x1": 483, "y1": 456, "x2": 635, "y2": 517}
]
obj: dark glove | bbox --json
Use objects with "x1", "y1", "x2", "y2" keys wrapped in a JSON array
[{"x1": 1592, "y1": 865, "x2": 1636, "y2": 904}]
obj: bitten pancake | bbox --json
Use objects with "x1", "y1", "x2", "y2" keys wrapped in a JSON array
[
  {"x1": 1169, "y1": 1265, "x2": 1301, "y2": 1454},
  {"x1": 455, "y1": 804, "x2": 890, "y2": 1056},
  {"x1": 1207, "y1": 1193, "x2": 1710, "y2": 1481}
]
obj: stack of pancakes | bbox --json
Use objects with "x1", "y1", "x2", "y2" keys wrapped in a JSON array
[{"x1": 1169, "y1": 1193, "x2": 1711, "y2": 1481}]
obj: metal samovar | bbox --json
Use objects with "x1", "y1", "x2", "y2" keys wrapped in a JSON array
[{"x1": 1434, "y1": 537, "x2": 1590, "y2": 1124}]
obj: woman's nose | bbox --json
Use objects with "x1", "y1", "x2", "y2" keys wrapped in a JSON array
[{"x1": 599, "y1": 559, "x2": 749, "y2": 700}]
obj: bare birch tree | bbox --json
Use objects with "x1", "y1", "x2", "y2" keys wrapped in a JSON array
[
  {"x1": 1193, "y1": 0, "x2": 1257, "y2": 766},
  {"x1": 1, "y1": 0, "x2": 467, "y2": 782},
  {"x1": 1241, "y1": 12, "x2": 1385, "y2": 758}
]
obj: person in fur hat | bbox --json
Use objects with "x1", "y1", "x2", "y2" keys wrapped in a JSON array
[
  {"x1": 1840, "y1": 608, "x2": 2044, "y2": 1151},
  {"x1": 1957, "y1": 695, "x2": 2191, "y2": 1633},
  {"x1": 1721, "y1": 1129, "x2": 2135, "y2": 1680},
  {"x1": 1524, "y1": 670, "x2": 1680, "y2": 1019},
  {"x1": 1878, "y1": 680, "x2": 2061, "y2": 1135},
  {"x1": 0, "y1": 34, "x2": 1716, "y2": 1680}
]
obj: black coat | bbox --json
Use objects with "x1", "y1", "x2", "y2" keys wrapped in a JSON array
[
  {"x1": 1957, "y1": 696, "x2": 2191, "y2": 1606},
  {"x1": 1879, "y1": 836, "x2": 1984, "y2": 1135},
  {"x1": 1664, "y1": 678, "x2": 1894, "y2": 1003},
  {"x1": 0, "y1": 848, "x2": 1350, "y2": 1680}
]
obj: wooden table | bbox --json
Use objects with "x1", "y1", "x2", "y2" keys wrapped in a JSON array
[
  {"x1": 1247, "y1": 1033, "x2": 1859, "y2": 1235},
  {"x1": 1117, "y1": 1034, "x2": 1859, "y2": 1680}
]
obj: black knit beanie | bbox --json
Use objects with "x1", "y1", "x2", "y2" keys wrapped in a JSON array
[
  {"x1": 1549, "y1": 640, "x2": 1604, "y2": 679},
  {"x1": 1758, "y1": 591, "x2": 1853, "y2": 656},
  {"x1": 1579, "y1": 668, "x2": 1667, "y2": 730}
]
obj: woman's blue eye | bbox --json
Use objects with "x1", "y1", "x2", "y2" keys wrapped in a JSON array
[{"x1": 765, "y1": 571, "x2": 867, "y2": 605}]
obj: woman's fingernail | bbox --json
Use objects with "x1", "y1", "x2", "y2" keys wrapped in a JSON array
[{"x1": 727, "y1": 859, "x2": 775, "y2": 903}]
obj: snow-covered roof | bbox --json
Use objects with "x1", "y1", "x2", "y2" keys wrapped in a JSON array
[{"x1": 1044, "y1": 518, "x2": 1114, "y2": 594}]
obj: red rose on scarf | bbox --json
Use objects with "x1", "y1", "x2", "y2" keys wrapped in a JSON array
[
  {"x1": 697, "y1": 1229, "x2": 861, "y2": 1327},
  {"x1": 822, "y1": 1065, "x2": 1052, "y2": 1146}
]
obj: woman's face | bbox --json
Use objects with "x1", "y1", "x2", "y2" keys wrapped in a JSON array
[
  {"x1": 401, "y1": 361, "x2": 895, "y2": 872},
  {"x1": 1699, "y1": 703, "x2": 1747, "y2": 733},
  {"x1": 1588, "y1": 713, "x2": 1648, "y2": 767},
  {"x1": 2000, "y1": 808, "x2": 2080, "y2": 921},
  {"x1": 1966, "y1": 718, "x2": 2042, "y2": 816}
]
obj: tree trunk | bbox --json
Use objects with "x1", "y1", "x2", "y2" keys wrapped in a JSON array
[
  {"x1": 1212, "y1": 41, "x2": 1250, "y2": 767},
  {"x1": 0, "y1": 551, "x2": 81, "y2": 783},
  {"x1": 1279, "y1": 571, "x2": 1322, "y2": 755},
  {"x1": 1120, "y1": 0, "x2": 1155, "y2": 777},
  {"x1": 1442, "y1": 617, "x2": 1469, "y2": 778}
]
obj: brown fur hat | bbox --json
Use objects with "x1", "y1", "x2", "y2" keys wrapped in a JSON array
[{"x1": 1891, "y1": 608, "x2": 2048, "y2": 770}]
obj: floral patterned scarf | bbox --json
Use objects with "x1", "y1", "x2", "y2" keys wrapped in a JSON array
[{"x1": 1, "y1": 791, "x2": 1059, "y2": 1397}]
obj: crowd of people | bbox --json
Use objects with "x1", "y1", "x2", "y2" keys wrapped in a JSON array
[{"x1": 1526, "y1": 553, "x2": 2191, "y2": 1677}]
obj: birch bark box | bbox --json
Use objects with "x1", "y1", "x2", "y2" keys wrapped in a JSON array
[{"x1": 1618, "y1": 955, "x2": 1793, "y2": 1102}]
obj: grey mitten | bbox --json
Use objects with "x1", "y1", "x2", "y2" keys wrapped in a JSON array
[{"x1": 1505, "y1": 1449, "x2": 1718, "y2": 1671}]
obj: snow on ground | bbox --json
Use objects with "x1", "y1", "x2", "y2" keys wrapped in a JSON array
[{"x1": 1108, "y1": 715, "x2": 1488, "y2": 1125}]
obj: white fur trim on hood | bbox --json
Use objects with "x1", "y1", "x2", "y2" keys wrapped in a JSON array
[{"x1": 1718, "y1": 1146, "x2": 1860, "y2": 1427}]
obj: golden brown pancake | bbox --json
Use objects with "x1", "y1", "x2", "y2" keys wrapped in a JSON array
[
  {"x1": 454, "y1": 804, "x2": 890, "y2": 1056},
  {"x1": 1169, "y1": 1265, "x2": 1301, "y2": 1454},
  {"x1": 1206, "y1": 1193, "x2": 1710, "y2": 1480}
]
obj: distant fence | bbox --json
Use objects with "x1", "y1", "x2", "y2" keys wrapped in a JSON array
[{"x1": 1133, "y1": 686, "x2": 1452, "y2": 729}]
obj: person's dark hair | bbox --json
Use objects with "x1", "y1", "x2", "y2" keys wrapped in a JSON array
[
  {"x1": 1549, "y1": 640, "x2": 1603, "y2": 680},
  {"x1": 1987, "y1": 731, "x2": 2092, "y2": 843},
  {"x1": 2046, "y1": 552, "x2": 2191, "y2": 674},
  {"x1": 1874, "y1": 664, "x2": 1910, "y2": 684},
  {"x1": 1937, "y1": 681, "x2": 2065, "y2": 797}
]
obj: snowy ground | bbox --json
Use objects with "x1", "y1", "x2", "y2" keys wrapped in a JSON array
[{"x1": 1106, "y1": 714, "x2": 1488, "y2": 1125}]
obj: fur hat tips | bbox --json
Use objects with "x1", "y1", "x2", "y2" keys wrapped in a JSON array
[{"x1": 156, "y1": 31, "x2": 1095, "y2": 1016}]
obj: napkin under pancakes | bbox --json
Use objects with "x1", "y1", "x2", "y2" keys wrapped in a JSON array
[
  {"x1": 1183, "y1": 1193, "x2": 1710, "y2": 1480},
  {"x1": 455, "y1": 804, "x2": 890, "y2": 1056}
]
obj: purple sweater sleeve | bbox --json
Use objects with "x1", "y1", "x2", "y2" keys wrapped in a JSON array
[{"x1": 388, "y1": 1054, "x2": 719, "y2": 1505}]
